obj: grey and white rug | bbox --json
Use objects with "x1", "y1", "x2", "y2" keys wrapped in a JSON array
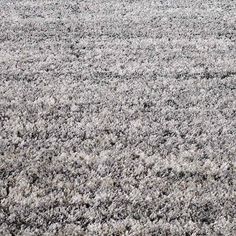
[{"x1": 0, "y1": 0, "x2": 235, "y2": 235}]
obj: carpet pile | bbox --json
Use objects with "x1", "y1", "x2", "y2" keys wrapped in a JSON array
[{"x1": 0, "y1": 0, "x2": 235, "y2": 235}]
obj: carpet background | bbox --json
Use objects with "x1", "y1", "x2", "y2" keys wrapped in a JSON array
[{"x1": 0, "y1": 0, "x2": 235, "y2": 235}]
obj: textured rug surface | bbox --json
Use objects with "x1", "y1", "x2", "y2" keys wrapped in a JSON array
[{"x1": 0, "y1": 0, "x2": 236, "y2": 235}]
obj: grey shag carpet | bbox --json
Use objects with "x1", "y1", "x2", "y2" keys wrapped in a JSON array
[{"x1": 0, "y1": 0, "x2": 236, "y2": 235}]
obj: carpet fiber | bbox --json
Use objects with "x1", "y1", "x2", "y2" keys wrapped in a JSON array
[{"x1": 0, "y1": 0, "x2": 236, "y2": 235}]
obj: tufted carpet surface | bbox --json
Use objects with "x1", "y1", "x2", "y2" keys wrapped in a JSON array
[{"x1": 0, "y1": 0, "x2": 236, "y2": 235}]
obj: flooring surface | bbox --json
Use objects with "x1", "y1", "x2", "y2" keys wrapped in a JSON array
[{"x1": 0, "y1": 0, "x2": 236, "y2": 235}]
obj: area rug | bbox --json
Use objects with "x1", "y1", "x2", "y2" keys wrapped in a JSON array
[{"x1": 0, "y1": 0, "x2": 235, "y2": 235}]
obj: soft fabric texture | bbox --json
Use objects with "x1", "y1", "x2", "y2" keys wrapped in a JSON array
[{"x1": 0, "y1": 0, "x2": 235, "y2": 235}]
